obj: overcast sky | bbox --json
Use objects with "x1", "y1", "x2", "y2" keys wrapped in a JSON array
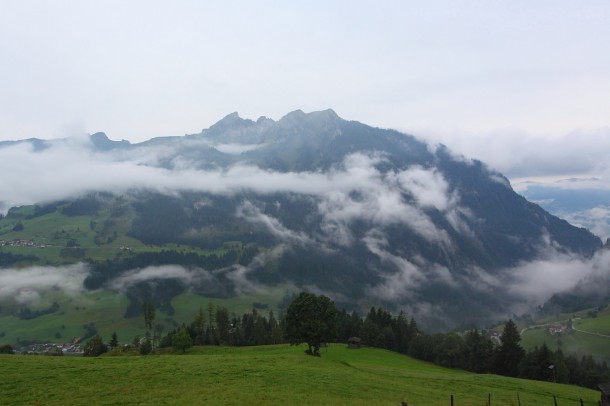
[{"x1": 1, "y1": 1, "x2": 610, "y2": 180}]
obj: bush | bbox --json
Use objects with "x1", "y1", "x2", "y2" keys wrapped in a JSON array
[
  {"x1": 172, "y1": 329, "x2": 193, "y2": 354},
  {"x1": 0, "y1": 344, "x2": 15, "y2": 354},
  {"x1": 139, "y1": 337, "x2": 153, "y2": 355},
  {"x1": 83, "y1": 335, "x2": 108, "y2": 357}
]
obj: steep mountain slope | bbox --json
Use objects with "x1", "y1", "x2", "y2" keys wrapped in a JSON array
[{"x1": 0, "y1": 110, "x2": 602, "y2": 329}]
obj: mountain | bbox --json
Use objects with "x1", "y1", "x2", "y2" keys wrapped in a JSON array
[{"x1": 0, "y1": 110, "x2": 603, "y2": 330}]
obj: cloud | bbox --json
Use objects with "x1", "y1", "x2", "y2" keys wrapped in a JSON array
[
  {"x1": 362, "y1": 230, "x2": 427, "y2": 299},
  {"x1": 396, "y1": 165, "x2": 454, "y2": 210},
  {"x1": 361, "y1": 228, "x2": 610, "y2": 327},
  {"x1": 225, "y1": 245, "x2": 287, "y2": 295},
  {"x1": 105, "y1": 265, "x2": 212, "y2": 292},
  {"x1": 560, "y1": 206, "x2": 610, "y2": 242},
  {"x1": 0, "y1": 140, "x2": 467, "y2": 249},
  {"x1": 418, "y1": 127, "x2": 610, "y2": 182},
  {"x1": 363, "y1": 228, "x2": 459, "y2": 304},
  {"x1": 316, "y1": 155, "x2": 457, "y2": 247},
  {"x1": 236, "y1": 201, "x2": 315, "y2": 247},
  {"x1": 213, "y1": 143, "x2": 266, "y2": 154},
  {"x1": 0, "y1": 263, "x2": 89, "y2": 304}
]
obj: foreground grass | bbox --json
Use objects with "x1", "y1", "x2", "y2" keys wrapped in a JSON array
[{"x1": 2, "y1": 345, "x2": 599, "y2": 405}]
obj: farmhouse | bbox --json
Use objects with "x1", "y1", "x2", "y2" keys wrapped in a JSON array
[{"x1": 548, "y1": 324, "x2": 565, "y2": 336}]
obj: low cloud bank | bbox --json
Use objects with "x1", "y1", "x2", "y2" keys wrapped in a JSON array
[
  {"x1": 104, "y1": 265, "x2": 214, "y2": 292},
  {"x1": 0, "y1": 139, "x2": 469, "y2": 249},
  {"x1": 1, "y1": 241, "x2": 607, "y2": 328},
  {"x1": 0, "y1": 263, "x2": 89, "y2": 304}
]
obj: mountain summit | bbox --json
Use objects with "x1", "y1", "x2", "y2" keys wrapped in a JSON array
[{"x1": 0, "y1": 110, "x2": 602, "y2": 329}]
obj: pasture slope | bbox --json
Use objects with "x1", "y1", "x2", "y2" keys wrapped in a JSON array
[
  {"x1": 520, "y1": 306, "x2": 610, "y2": 362},
  {"x1": 2, "y1": 345, "x2": 599, "y2": 405}
]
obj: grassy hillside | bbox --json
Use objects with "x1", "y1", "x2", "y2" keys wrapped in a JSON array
[
  {"x1": 520, "y1": 305, "x2": 610, "y2": 362},
  {"x1": 0, "y1": 288, "x2": 295, "y2": 347},
  {"x1": 1, "y1": 345, "x2": 599, "y2": 405},
  {"x1": 0, "y1": 199, "x2": 222, "y2": 265}
]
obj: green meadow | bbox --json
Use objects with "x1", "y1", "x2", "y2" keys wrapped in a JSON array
[
  {"x1": 0, "y1": 287, "x2": 297, "y2": 346},
  {"x1": 520, "y1": 307, "x2": 610, "y2": 362},
  {"x1": 1, "y1": 345, "x2": 599, "y2": 406}
]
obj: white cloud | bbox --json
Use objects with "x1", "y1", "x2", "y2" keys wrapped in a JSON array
[
  {"x1": 363, "y1": 229, "x2": 458, "y2": 302},
  {"x1": 236, "y1": 201, "x2": 314, "y2": 247},
  {"x1": 396, "y1": 166, "x2": 453, "y2": 210},
  {"x1": 0, "y1": 142, "x2": 467, "y2": 248},
  {"x1": 419, "y1": 127, "x2": 610, "y2": 184},
  {"x1": 105, "y1": 265, "x2": 210, "y2": 292},
  {"x1": 0, "y1": 263, "x2": 89, "y2": 304}
]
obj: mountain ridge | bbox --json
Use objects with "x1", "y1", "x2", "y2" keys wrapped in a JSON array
[{"x1": 0, "y1": 109, "x2": 604, "y2": 330}]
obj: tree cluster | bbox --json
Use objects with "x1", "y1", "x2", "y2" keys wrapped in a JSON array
[
  {"x1": 350, "y1": 317, "x2": 609, "y2": 390},
  {"x1": 160, "y1": 303, "x2": 284, "y2": 350},
  {"x1": 338, "y1": 309, "x2": 609, "y2": 389}
]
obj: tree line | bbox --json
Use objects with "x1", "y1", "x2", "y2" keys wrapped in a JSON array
[{"x1": 78, "y1": 293, "x2": 609, "y2": 390}]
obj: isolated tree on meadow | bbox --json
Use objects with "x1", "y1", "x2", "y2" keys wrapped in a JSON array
[
  {"x1": 285, "y1": 291, "x2": 337, "y2": 356},
  {"x1": 172, "y1": 328, "x2": 193, "y2": 354}
]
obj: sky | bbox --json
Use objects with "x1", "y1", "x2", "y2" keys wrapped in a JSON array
[
  {"x1": 2, "y1": 2, "x2": 610, "y2": 322},
  {"x1": 1, "y1": 1, "x2": 610, "y2": 210},
  {"x1": 1, "y1": 2, "x2": 609, "y2": 153}
]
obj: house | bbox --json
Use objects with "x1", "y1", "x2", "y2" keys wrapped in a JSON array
[{"x1": 548, "y1": 324, "x2": 565, "y2": 335}]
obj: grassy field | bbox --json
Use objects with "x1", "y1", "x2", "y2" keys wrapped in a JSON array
[
  {"x1": 0, "y1": 202, "x2": 223, "y2": 265},
  {"x1": 0, "y1": 291, "x2": 140, "y2": 345},
  {"x1": 520, "y1": 306, "x2": 610, "y2": 362},
  {"x1": 1, "y1": 345, "x2": 600, "y2": 405}
]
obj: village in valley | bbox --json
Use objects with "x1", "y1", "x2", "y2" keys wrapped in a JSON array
[
  {"x1": 16, "y1": 337, "x2": 84, "y2": 356},
  {"x1": 0, "y1": 239, "x2": 47, "y2": 249}
]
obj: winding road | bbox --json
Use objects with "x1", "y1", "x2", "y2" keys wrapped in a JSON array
[{"x1": 571, "y1": 326, "x2": 610, "y2": 339}]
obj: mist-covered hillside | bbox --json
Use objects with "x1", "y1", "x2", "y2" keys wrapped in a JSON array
[{"x1": 0, "y1": 110, "x2": 604, "y2": 330}]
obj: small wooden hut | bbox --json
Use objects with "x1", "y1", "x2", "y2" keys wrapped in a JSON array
[{"x1": 347, "y1": 337, "x2": 361, "y2": 349}]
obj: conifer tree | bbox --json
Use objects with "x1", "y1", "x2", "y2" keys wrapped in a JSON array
[
  {"x1": 494, "y1": 319, "x2": 524, "y2": 377},
  {"x1": 109, "y1": 331, "x2": 118, "y2": 349}
]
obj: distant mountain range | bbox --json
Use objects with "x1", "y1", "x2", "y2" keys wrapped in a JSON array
[{"x1": 0, "y1": 110, "x2": 605, "y2": 330}]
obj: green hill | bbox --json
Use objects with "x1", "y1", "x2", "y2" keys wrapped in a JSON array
[
  {"x1": 520, "y1": 305, "x2": 610, "y2": 362},
  {"x1": 0, "y1": 288, "x2": 294, "y2": 347},
  {"x1": 1, "y1": 345, "x2": 599, "y2": 405}
]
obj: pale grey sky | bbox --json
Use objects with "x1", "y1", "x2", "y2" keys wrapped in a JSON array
[{"x1": 1, "y1": 1, "x2": 610, "y2": 178}]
